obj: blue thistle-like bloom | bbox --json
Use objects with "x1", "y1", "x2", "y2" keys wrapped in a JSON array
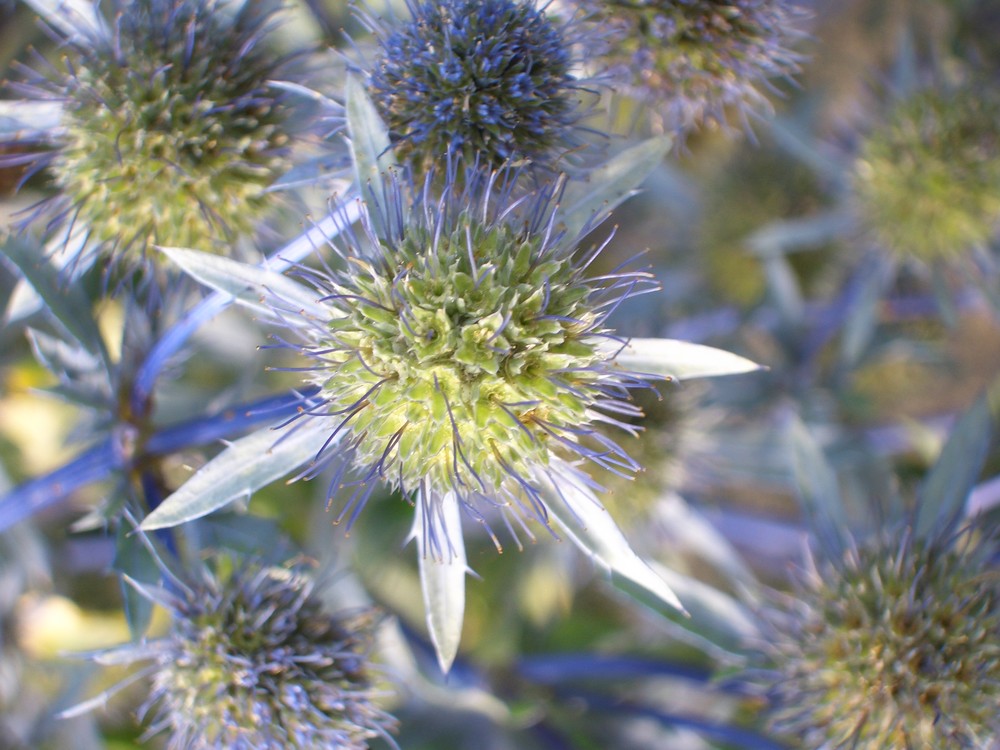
[
  {"x1": 569, "y1": 0, "x2": 805, "y2": 133},
  {"x1": 8, "y1": 0, "x2": 294, "y2": 258},
  {"x1": 94, "y1": 558, "x2": 396, "y2": 749},
  {"x1": 281, "y1": 167, "x2": 658, "y2": 551},
  {"x1": 853, "y1": 85, "x2": 1000, "y2": 262},
  {"x1": 359, "y1": 0, "x2": 592, "y2": 170},
  {"x1": 760, "y1": 529, "x2": 1000, "y2": 748}
]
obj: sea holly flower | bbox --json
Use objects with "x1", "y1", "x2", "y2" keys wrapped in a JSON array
[
  {"x1": 568, "y1": 0, "x2": 805, "y2": 134},
  {"x1": 762, "y1": 529, "x2": 1000, "y2": 749},
  {"x1": 853, "y1": 85, "x2": 1000, "y2": 263},
  {"x1": 754, "y1": 405, "x2": 1000, "y2": 749},
  {"x1": 356, "y1": 0, "x2": 595, "y2": 172},
  {"x1": 3, "y1": 0, "x2": 295, "y2": 263},
  {"x1": 145, "y1": 143, "x2": 762, "y2": 672},
  {"x1": 68, "y1": 556, "x2": 397, "y2": 750}
]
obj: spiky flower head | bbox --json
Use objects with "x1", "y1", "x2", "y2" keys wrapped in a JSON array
[
  {"x1": 130, "y1": 558, "x2": 395, "y2": 749},
  {"x1": 854, "y1": 86, "x2": 1000, "y2": 262},
  {"x1": 360, "y1": 0, "x2": 588, "y2": 172},
  {"x1": 762, "y1": 530, "x2": 1000, "y2": 749},
  {"x1": 21, "y1": 0, "x2": 293, "y2": 257},
  {"x1": 286, "y1": 168, "x2": 656, "y2": 545},
  {"x1": 570, "y1": 0, "x2": 803, "y2": 133}
]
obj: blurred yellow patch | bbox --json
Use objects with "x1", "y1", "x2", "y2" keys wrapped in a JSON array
[
  {"x1": 18, "y1": 592, "x2": 170, "y2": 658},
  {"x1": 0, "y1": 363, "x2": 76, "y2": 475}
]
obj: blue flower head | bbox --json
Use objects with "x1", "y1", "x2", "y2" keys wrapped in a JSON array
[
  {"x1": 93, "y1": 557, "x2": 396, "y2": 750},
  {"x1": 9, "y1": 0, "x2": 294, "y2": 259},
  {"x1": 358, "y1": 0, "x2": 594, "y2": 171}
]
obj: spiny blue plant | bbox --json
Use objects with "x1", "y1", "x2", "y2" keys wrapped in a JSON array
[
  {"x1": 80, "y1": 556, "x2": 397, "y2": 750},
  {"x1": 281, "y1": 168, "x2": 659, "y2": 545},
  {"x1": 570, "y1": 0, "x2": 805, "y2": 133},
  {"x1": 6, "y1": 0, "x2": 294, "y2": 259},
  {"x1": 762, "y1": 528, "x2": 1000, "y2": 749},
  {"x1": 359, "y1": 0, "x2": 593, "y2": 170}
]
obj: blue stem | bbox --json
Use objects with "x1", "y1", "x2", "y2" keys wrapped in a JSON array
[
  {"x1": 517, "y1": 653, "x2": 713, "y2": 687},
  {"x1": 0, "y1": 387, "x2": 318, "y2": 531},
  {"x1": 552, "y1": 688, "x2": 790, "y2": 750}
]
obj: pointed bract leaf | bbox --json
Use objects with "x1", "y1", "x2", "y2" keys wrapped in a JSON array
[
  {"x1": 114, "y1": 524, "x2": 159, "y2": 640},
  {"x1": 0, "y1": 100, "x2": 64, "y2": 142},
  {"x1": 0, "y1": 235, "x2": 104, "y2": 355},
  {"x1": 746, "y1": 210, "x2": 854, "y2": 257},
  {"x1": 606, "y1": 338, "x2": 763, "y2": 380},
  {"x1": 6, "y1": 225, "x2": 96, "y2": 324},
  {"x1": 916, "y1": 391, "x2": 994, "y2": 541},
  {"x1": 345, "y1": 74, "x2": 396, "y2": 237},
  {"x1": 142, "y1": 417, "x2": 331, "y2": 530},
  {"x1": 410, "y1": 490, "x2": 467, "y2": 674},
  {"x1": 638, "y1": 560, "x2": 759, "y2": 659},
  {"x1": 536, "y1": 462, "x2": 683, "y2": 613},
  {"x1": 653, "y1": 492, "x2": 758, "y2": 592},
  {"x1": 267, "y1": 153, "x2": 350, "y2": 192},
  {"x1": 27, "y1": 327, "x2": 104, "y2": 379},
  {"x1": 787, "y1": 415, "x2": 849, "y2": 557},
  {"x1": 841, "y1": 255, "x2": 894, "y2": 367},
  {"x1": 159, "y1": 246, "x2": 332, "y2": 324},
  {"x1": 23, "y1": 0, "x2": 104, "y2": 41},
  {"x1": 560, "y1": 136, "x2": 673, "y2": 238},
  {"x1": 762, "y1": 254, "x2": 804, "y2": 325}
]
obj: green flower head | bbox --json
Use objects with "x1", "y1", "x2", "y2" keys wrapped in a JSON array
[
  {"x1": 763, "y1": 530, "x2": 1000, "y2": 749},
  {"x1": 21, "y1": 0, "x2": 294, "y2": 258},
  {"x1": 286, "y1": 168, "x2": 657, "y2": 547},
  {"x1": 854, "y1": 86, "x2": 1000, "y2": 262},
  {"x1": 105, "y1": 558, "x2": 396, "y2": 750}
]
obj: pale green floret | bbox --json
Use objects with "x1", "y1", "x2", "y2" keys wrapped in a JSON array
[
  {"x1": 854, "y1": 88, "x2": 1000, "y2": 262},
  {"x1": 53, "y1": 0, "x2": 292, "y2": 254},
  {"x1": 767, "y1": 534, "x2": 1000, "y2": 749},
  {"x1": 152, "y1": 562, "x2": 392, "y2": 749},
  {"x1": 320, "y1": 218, "x2": 606, "y2": 499},
  {"x1": 57, "y1": 86, "x2": 287, "y2": 251}
]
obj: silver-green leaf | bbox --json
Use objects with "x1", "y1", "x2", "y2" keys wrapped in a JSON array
[
  {"x1": 606, "y1": 337, "x2": 763, "y2": 380},
  {"x1": 559, "y1": 136, "x2": 673, "y2": 239},
  {"x1": 410, "y1": 490, "x2": 468, "y2": 674},
  {"x1": 142, "y1": 416, "x2": 331, "y2": 530},
  {"x1": 160, "y1": 246, "x2": 332, "y2": 324}
]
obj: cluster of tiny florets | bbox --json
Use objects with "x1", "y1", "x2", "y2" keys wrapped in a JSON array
[
  {"x1": 50, "y1": 0, "x2": 292, "y2": 255},
  {"x1": 762, "y1": 533, "x2": 1000, "y2": 749},
  {"x1": 296, "y1": 179, "x2": 653, "y2": 529},
  {"x1": 145, "y1": 562, "x2": 394, "y2": 750},
  {"x1": 854, "y1": 87, "x2": 1000, "y2": 262},
  {"x1": 572, "y1": 0, "x2": 803, "y2": 133},
  {"x1": 364, "y1": 0, "x2": 582, "y2": 170}
]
